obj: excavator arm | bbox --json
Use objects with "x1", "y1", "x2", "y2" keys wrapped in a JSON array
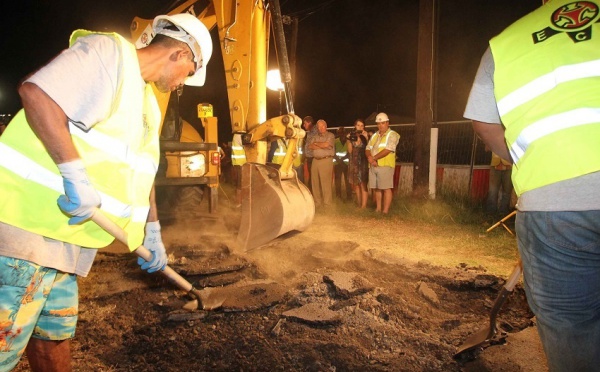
[{"x1": 131, "y1": 0, "x2": 314, "y2": 250}]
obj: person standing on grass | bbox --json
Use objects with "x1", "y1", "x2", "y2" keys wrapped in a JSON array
[
  {"x1": 347, "y1": 119, "x2": 369, "y2": 208},
  {"x1": 333, "y1": 127, "x2": 352, "y2": 201},
  {"x1": 306, "y1": 119, "x2": 335, "y2": 208},
  {"x1": 464, "y1": 1, "x2": 600, "y2": 370},
  {"x1": 365, "y1": 113, "x2": 400, "y2": 214}
]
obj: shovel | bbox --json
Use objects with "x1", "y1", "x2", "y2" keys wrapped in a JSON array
[
  {"x1": 91, "y1": 209, "x2": 217, "y2": 311},
  {"x1": 454, "y1": 260, "x2": 522, "y2": 357}
]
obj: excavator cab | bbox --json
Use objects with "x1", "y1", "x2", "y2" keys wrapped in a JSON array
[{"x1": 130, "y1": 0, "x2": 314, "y2": 250}]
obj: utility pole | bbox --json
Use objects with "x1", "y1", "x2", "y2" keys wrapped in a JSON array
[{"x1": 413, "y1": 0, "x2": 437, "y2": 198}]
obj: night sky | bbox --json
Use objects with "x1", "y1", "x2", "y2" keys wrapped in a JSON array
[{"x1": 0, "y1": 0, "x2": 540, "y2": 142}]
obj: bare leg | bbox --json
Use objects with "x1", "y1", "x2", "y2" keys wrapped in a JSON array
[
  {"x1": 374, "y1": 189, "x2": 382, "y2": 212},
  {"x1": 382, "y1": 189, "x2": 393, "y2": 214},
  {"x1": 352, "y1": 184, "x2": 360, "y2": 206},
  {"x1": 26, "y1": 338, "x2": 72, "y2": 372},
  {"x1": 359, "y1": 183, "x2": 368, "y2": 209}
]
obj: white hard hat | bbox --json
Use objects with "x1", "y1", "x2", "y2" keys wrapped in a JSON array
[
  {"x1": 153, "y1": 13, "x2": 213, "y2": 86},
  {"x1": 375, "y1": 112, "x2": 389, "y2": 123}
]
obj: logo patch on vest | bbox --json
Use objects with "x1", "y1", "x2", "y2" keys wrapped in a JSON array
[{"x1": 533, "y1": 1, "x2": 600, "y2": 43}]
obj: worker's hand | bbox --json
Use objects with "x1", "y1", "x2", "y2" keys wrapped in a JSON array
[
  {"x1": 138, "y1": 221, "x2": 167, "y2": 273},
  {"x1": 57, "y1": 159, "x2": 101, "y2": 225}
]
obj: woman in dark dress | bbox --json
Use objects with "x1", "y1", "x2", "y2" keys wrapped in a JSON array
[{"x1": 347, "y1": 119, "x2": 369, "y2": 208}]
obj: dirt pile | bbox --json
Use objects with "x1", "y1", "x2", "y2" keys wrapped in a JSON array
[{"x1": 13, "y1": 207, "x2": 547, "y2": 371}]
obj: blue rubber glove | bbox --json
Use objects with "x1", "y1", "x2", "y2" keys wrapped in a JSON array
[
  {"x1": 57, "y1": 160, "x2": 101, "y2": 225},
  {"x1": 138, "y1": 221, "x2": 167, "y2": 273}
]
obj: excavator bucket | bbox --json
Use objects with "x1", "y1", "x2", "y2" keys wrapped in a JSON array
[{"x1": 237, "y1": 163, "x2": 314, "y2": 251}]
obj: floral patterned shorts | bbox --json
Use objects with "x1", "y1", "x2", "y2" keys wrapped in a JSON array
[{"x1": 0, "y1": 256, "x2": 78, "y2": 370}]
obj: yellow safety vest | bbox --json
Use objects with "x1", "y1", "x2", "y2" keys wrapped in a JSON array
[
  {"x1": 0, "y1": 31, "x2": 160, "y2": 249},
  {"x1": 367, "y1": 129, "x2": 399, "y2": 168},
  {"x1": 490, "y1": 0, "x2": 600, "y2": 195},
  {"x1": 231, "y1": 134, "x2": 246, "y2": 166},
  {"x1": 296, "y1": 138, "x2": 304, "y2": 165},
  {"x1": 334, "y1": 138, "x2": 349, "y2": 164},
  {"x1": 271, "y1": 139, "x2": 286, "y2": 165}
]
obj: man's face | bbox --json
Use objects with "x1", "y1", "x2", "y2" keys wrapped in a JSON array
[
  {"x1": 303, "y1": 120, "x2": 312, "y2": 130},
  {"x1": 377, "y1": 121, "x2": 389, "y2": 134},
  {"x1": 155, "y1": 49, "x2": 196, "y2": 93},
  {"x1": 317, "y1": 120, "x2": 327, "y2": 134}
]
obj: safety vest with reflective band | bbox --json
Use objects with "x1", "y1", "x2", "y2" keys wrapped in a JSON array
[
  {"x1": 367, "y1": 129, "x2": 399, "y2": 168},
  {"x1": 0, "y1": 30, "x2": 160, "y2": 250},
  {"x1": 490, "y1": 0, "x2": 600, "y2": 195},
  {"x1": 334, "y1": 138, "x2": 349, "y2": 164},
  {"x1": 231, "y1": 134, "x2": 246, "y2": 166},
  {"x1": 271, "y1": 139, "x2": 303, "y2": 167},
  {"x1": 296, "y1": 138, "x2": 304, "y2": 164},
  {"x1": 271, "y1": 139, "x2": 287, "y2": 165}
]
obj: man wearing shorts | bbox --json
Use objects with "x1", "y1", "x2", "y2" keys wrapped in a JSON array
[
  {"x1": 366, "y1": 112, "x2": 400, "y2": 214},
  {"x1": 0, "y1": 13, "x2": 213, "y2": 371}
]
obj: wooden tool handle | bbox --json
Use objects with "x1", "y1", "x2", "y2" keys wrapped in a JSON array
[
  {"x1": 91, "y1": 210, "x2": 193, "y2": 293},
  {"x1": 504, "y1": 260, "x2": 522, "y2": 292}
]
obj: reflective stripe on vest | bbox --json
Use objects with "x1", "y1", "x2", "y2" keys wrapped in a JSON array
[
  {"x1": 231, "y1": 135, "x2": 246, "y2": 166},
  {"x1": 0, "y1": 31, "x2": 160, "y2": 249},
  {"x1": 490, "y1": 0, "x2": 600, "y2": 195},
  {"x1": 334, "y1": 139, "x2": 349, "y2": 164},
  {"x1": 367, "y1": 129, "x2": 397, "y2": 167},
  {"x1": 271, "y1": 140, "x2": 286, "y2": 165}
]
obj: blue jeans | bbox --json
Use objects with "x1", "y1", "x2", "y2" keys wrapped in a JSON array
[{"x1": 516, "y1": 210, "x2": 600, "y2": 372}]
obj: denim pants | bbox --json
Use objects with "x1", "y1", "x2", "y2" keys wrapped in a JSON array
[{"x1": 516, "y1": 210, "x2": 600, "y2": 372}]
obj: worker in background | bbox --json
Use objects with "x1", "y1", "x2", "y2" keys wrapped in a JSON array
[
  {"x1": 464, "y1": 1, "x2": 600, "y2": 370},
  {"x1": 302, "y1": 116, "x2": 316, "y2": 191},
  {"x1": 219, "y1": 141, "x2": 232, "y2": 184},
  {"x1": 231, "y1": 133, "x2": 246, "y2": 207},
  {"x1": 306, "y1": 119, "x2": 335, "y2": 207},
  {"x1": 270, "y1": 138, "x2": 287, "y2": 166},
  {"x1": 333, "y1": 127, "x2": 352, "y2": 201},
  {"x1": 485, "y1": 147, "x2": 513, "y2": 216},
  {"x1": 0, "y1": 13, "x2": 212, "y2": 371},
  {"x1": 365, "y1": 113, "x2": 400, "y2": 214},
  {"x1": 295, "y1": 135, "x2": 305, "y2": 183}
]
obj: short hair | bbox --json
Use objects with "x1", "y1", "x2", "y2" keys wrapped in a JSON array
[
  {"x1": 303, "y1": 116, "x2": 314, "y2": 125},
  {"x1": 149, "y1": 33, "x2": 192, "y2": 55}
]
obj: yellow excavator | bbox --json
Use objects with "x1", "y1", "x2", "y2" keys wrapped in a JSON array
[{"x1": 130, "y1": 0, "x2": 315, "y2": 250}]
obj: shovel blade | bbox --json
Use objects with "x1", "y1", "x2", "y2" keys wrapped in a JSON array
[
  {"x1": 454, "y1": 325, "x2": 496, "y2": 357},
  {"x1": 236, "y1": 163, "x2": 314, "y2": 251}
]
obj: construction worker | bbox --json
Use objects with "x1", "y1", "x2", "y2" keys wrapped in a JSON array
[
  {"x1": 485, "y1": 148, "x2": 513, "y2": 216},
  {"x1": 0, "y1": 13, "x2": 212, "y2": 371},
  {"x1": 270, "y1": 138, "x2": 287, "y2": 166},
  {"x1": 302, "y1": 116, "x2": 317, "y2": 190},
  {"x1": 333, "y1": 127, "x2": 352, "y2": 201},
  {"x1": 231, "y1": 133, "x2": 246, "y2": 207},
  {"x1": 365, "y1": 113, "x2": 400, "y2": 214},
  {"x1": 465, "y1": 1, "x2": 600, "y2": 370}
]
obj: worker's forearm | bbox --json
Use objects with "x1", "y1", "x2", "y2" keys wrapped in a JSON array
[
  {"x1": 19, "y1": 82, "x2": 79, "y2": 164},
  {"x1": 147, "y1": 185, "x2": 159, "y2": 222},
  {"x1": 472, "y1": 120, "x2": 512, "y2": 162},
  {"x1": 373, "y1": 149, "x2": 391, "y2": 160}
]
